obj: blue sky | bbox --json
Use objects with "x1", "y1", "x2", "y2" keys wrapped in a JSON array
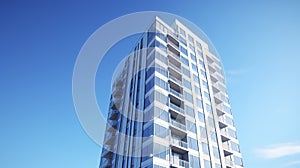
[{"x1": 1, "y1": 1, "x2": 300, "y2": 168}]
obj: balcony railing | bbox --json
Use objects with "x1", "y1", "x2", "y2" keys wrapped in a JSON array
[
  {"x1": 169, "y1": 75, "x2": 182, "y2": 85},
  {"x1": 169, "y1": 61, "x2": 181, "y2": 73},
  {"x1": 170, "y1": 88, "x2": 183, "y2": 99},
  {"x1": 171, "y1": 157, "x2": 189, "y2": 168},
  {"x1": 168, "y1": 50, "x2": 181, "y2": 61},
  {"x1": 225, "y1": 158, "x2": 234, "y2": 167},
  {"x1": 171, "y1": 119, "x2": 186, "y2": 130},
  {"x1": 171, "y1": 138, "x2": 188, "y2": 149},
  {"x1": 170, "y1": 103, "x2": 184, "y2": 114}
]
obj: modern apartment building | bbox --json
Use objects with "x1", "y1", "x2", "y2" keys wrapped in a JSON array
[{"x1": 99, "y1": 17, "x2": 243, "y2": 168}]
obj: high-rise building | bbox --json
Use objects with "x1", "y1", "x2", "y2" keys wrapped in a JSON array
[{"x1": 99, "y1": 17, "x2": 243, "y2": 168}]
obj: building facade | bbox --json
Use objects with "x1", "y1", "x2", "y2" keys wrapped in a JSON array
[{"x1": 100, "y1": 17, "x2": 243, "y2": 168}]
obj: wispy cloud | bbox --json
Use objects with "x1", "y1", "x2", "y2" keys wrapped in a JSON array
[
  {"x1": 284, "y1": 160, "x2": 300, "y2": 167},
  {"x1": 226, "y1": 69, "x2": 247, "y2": 76},
  {"x1": 256, "y1": 142, "x2": 300, "y2": 159}
]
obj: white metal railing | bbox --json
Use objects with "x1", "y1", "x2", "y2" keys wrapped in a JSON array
[
  {"x1": 170, "y1": 103, "x2": 184, "y2": 114},
  {"x1": 170, "y1": 119, "x2": 186, "y2": 130}
]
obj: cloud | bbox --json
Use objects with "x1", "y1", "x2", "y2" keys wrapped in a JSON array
[
  {"x1": 284, "y1": 160, "x2": 300, "y2": 167},
  {"x1": 226, "y1": 69, "x2": 247, "y2": 76},
  {"x1": 256, "y1": 142, "x2": 300, "y2": 159}
]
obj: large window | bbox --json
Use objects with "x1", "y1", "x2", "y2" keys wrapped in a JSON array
[
  {"x1": 189, "y1": 155, "x2": 200, "y2": 168},
  {"x1": 234, "y1": 156, "x2": 243, "y2": 166},
  {"x1": 155, "y1": 91, "x2": 169, "y2": 106},
  {"x1": 190, "y1": 53, "x2": 197, "y2": 62},
  {"x1": 199, "y1": 126, "x2": 207, "y2": 139},
  {"x1": 231, "y1": 141, "x2": 240, "y2": 152},
  {"x1": 182, "y1": 66, "x2": 190, "y2": 77},
  {"x1": 155, "y1": 76, "x2": 168, "y2": 90},
  {"x1": 184, "y1": 91, "x2": 193, "y2": 103},
  {"x1": 198, "y1": 112, "x2": 205, "y2": 123},
  {"x1": 186, "y1": 120, "x2": 196, "y2": 133},
  {"x1": 204, "y1": 160, "x2": 212, "y2": 168},
  {"x1": 154, "y1": 107, "x2": 169, "y2": 122},
  {"x1": 181, "y1": 56, "x2": 189, "y2": 66},
  {"x1": 182, "y1": 78, "x2": 192, "y2": 90},
  {"x1": 185, "y1": 105, "x2": 194, "y2": 117},
  {"x1": 180, "y1": 45, "x2": 188, "y2": 56},
  {"x1": 188, "y1": 137, "x2": 199, "y2": 151},
  {"x1": 153, "y1": 143, "x2": 169, "y2": 160},
  {"x1": 154, "y1": 124, "x2": 168, "y2": 138},
  {"x1": 201, "y1": 142, "x2": 210, "y2": 155},
  {"x1": 212, "y1": 146, "x2": 220, "y2": 159}
]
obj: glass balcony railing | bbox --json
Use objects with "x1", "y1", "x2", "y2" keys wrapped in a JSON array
[
  {"x1": 170, "y1": 103, "x2": 184, "y2": 114},
  {"x1": 170, "y1": 88, "x2": 183, "y2": 99},
  {"x1": 169, "y1": 62, "x2": 181, "y2": 73},
  {"x1": 169, "y1": 75, "x2": 182, "y2": 85},
  {"x1": 168, "y1": 50, "x2": 181, "y2": 60},
  {"x1": 171, "y1": 138, "x2": 188, "y2": 149},
  {"x1": 171, "y1": 157, "x2": 189, "y2": 168},
  {"x1": 170, "y1": 119, "x2": 186, "y2": 130}
]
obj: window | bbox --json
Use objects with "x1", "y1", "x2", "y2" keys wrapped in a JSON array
[
  {"x1": 155, "y1": 52, "x2": 167, "y2": 64},
  {"x1": 191, "y1": 63, "x2": 198, "y2": 72},
  {"x1": 190, "y1": 53, "x2": 197, "y2": 62},
  {"x1": 225, "y1": 116, "x2": 234, "y2": 126},
  {"x1": 201, "y1": 142, "x2": 210, "y2": 155},
  {"x1": 200, "y1": 69, "x2": 207, "y2": 79},
  {"x1": 180, "y1": 28, "x2": 186, "y2": 36},
  {"x1": 228, "y1": 128, "x2": 237, "y2": 139},
  {"x1": 199, "y1": 126, "x2": 207, "y2": 138},
  {"x1": 155, "y1": 77, "x2": 168, "y2": 90},
  {"x1": 181, "y1": 56, "x2": 189, "y2": 66},
  {"x1": 155, "y1": 91, "x2": 168, "y2": 106},
  {"x1": 202, "y1": 80, "x2": 208, "y2": 90},
  {"x1": 210, "y1": 131, "x2": 217, "y2": 142},
  {"x1": 207, "y1": 117, "x2": 215, "y2": 128},
  {"x1": 196, "y1": 98, "x2": 203, "y2": 109},
  {"x1": 215, "y1": 164, "x2": 221, "y2": 168},
  {"x1": 205, "y1": 103, "x2": 212, "y2": 114},
  {"x1": 179, "y1": 36, "x2": 187, "y2": 46},
  {"x1": 145, "y1": 77, "x2": 154, "y2": 94},
  {"x1": 188, "y1": 34, "x2": 194, "y2": 43},
  {"x1": 199, "y1": 59, "x2": 205, "y2": 69},
  {"x1": 204, "y1": 92, "x2": 211, "y2": 101},
  {"x1": 198, "y1": 112, "x2": 205, "y2": 123},
  {"x1": 231, "y1": 141, "x2": 240, "y2": 152},
  {"x1": 143, "y1": 123, "x2": 153, "y2": 137},
  {"x1": 185, "y1": 105, "x2": 194, "y2": 117},
  {"x1": 155, "y1": 63, "x2": 168, "y2": 77},
  {"x1": 153, "y1": 143, "x2": 169, "y2": 160},
  {"x1": 213, "y1": 146, "x2": 220, "y2": 159},
  {"x1": 196, "y1": 41, "x2": 202, "y2": 49},
  {"x1": 189, "y1": 155, "x2": 200, "y2": 168},
  {"x1": 186, "y1": 120, "x2": 196, "y2": 133},
  {"x1": 204, "y1": 160, "x2": 212, "y2": 168},
  {"x1": 180, "y1": 45, "x2": 188, "y2": 56},
  {"x1": 194, "y1": 86, "x2": 201, "y2": 96},
  {"x1": 154, "y1": 124, "x2": 168, "y2": 138},
  {"x1": 184, "y1": 91, "x2": 193, "y2": 103},
  {"x1": 181, "y1": 66, "x2": 190, "y2": 77},
  {"x1": 144, "y1": 92, "x2": 154, "y2": 109},
  {"x1": 188, "y1": 137, "x2": 199, "y2": 151},
  {"x1": 193, "y1": 74, "x2": 200, "y2": 83},
  {"x1": 154, "y1": 107, "x2": 169, "y2": 122},
  {"x1": 182, "y1": 78, "x2": 192, "y2": 90},
  {"x1": 234, "y1": 156, "x2": 243, "y2": 166},
  {"x1": 156, "y1": 32, "x2": 167, "y2": 42}
]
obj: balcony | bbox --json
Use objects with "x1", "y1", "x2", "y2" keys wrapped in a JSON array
[
  {"x1": 220, "y1": 129, "x2": 230, "y2": 142},
  {"x1": 169, "y1": 61, "x2": 182, "y2": 74},
  {"x1": 102, "y1": 150, "x2": 113, "y2": 159},
  {"x1": 168, "y1": 51, "x2": 181, "y2": 62},
  {"x1": 169, "y1": 75, "x2": 182, "y2": 86},
  {"x1": 171, "y1": 138, "x2": 188, "y2": 153},
  {"x1": 109, "y1": 109, "x2": 119, "y2": 120},
  {"x1": 170, "y1": 88, "x2": 183, "y2": 99},
  {"x1": 170, "y1": 103, "x2": 185, "y2": 115},
  {"x1": 218, "y1": 116, "x2": 228, "y2": 129},
  {"x1": 170, "y1": 119, "x2": 187, "y2": 135},
  {"x1": 170, "y1": 157, "x2": 189, "y2": 168},
  {"x1": 223, "y1": 142, "x2": 233, "y2": 156}
]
